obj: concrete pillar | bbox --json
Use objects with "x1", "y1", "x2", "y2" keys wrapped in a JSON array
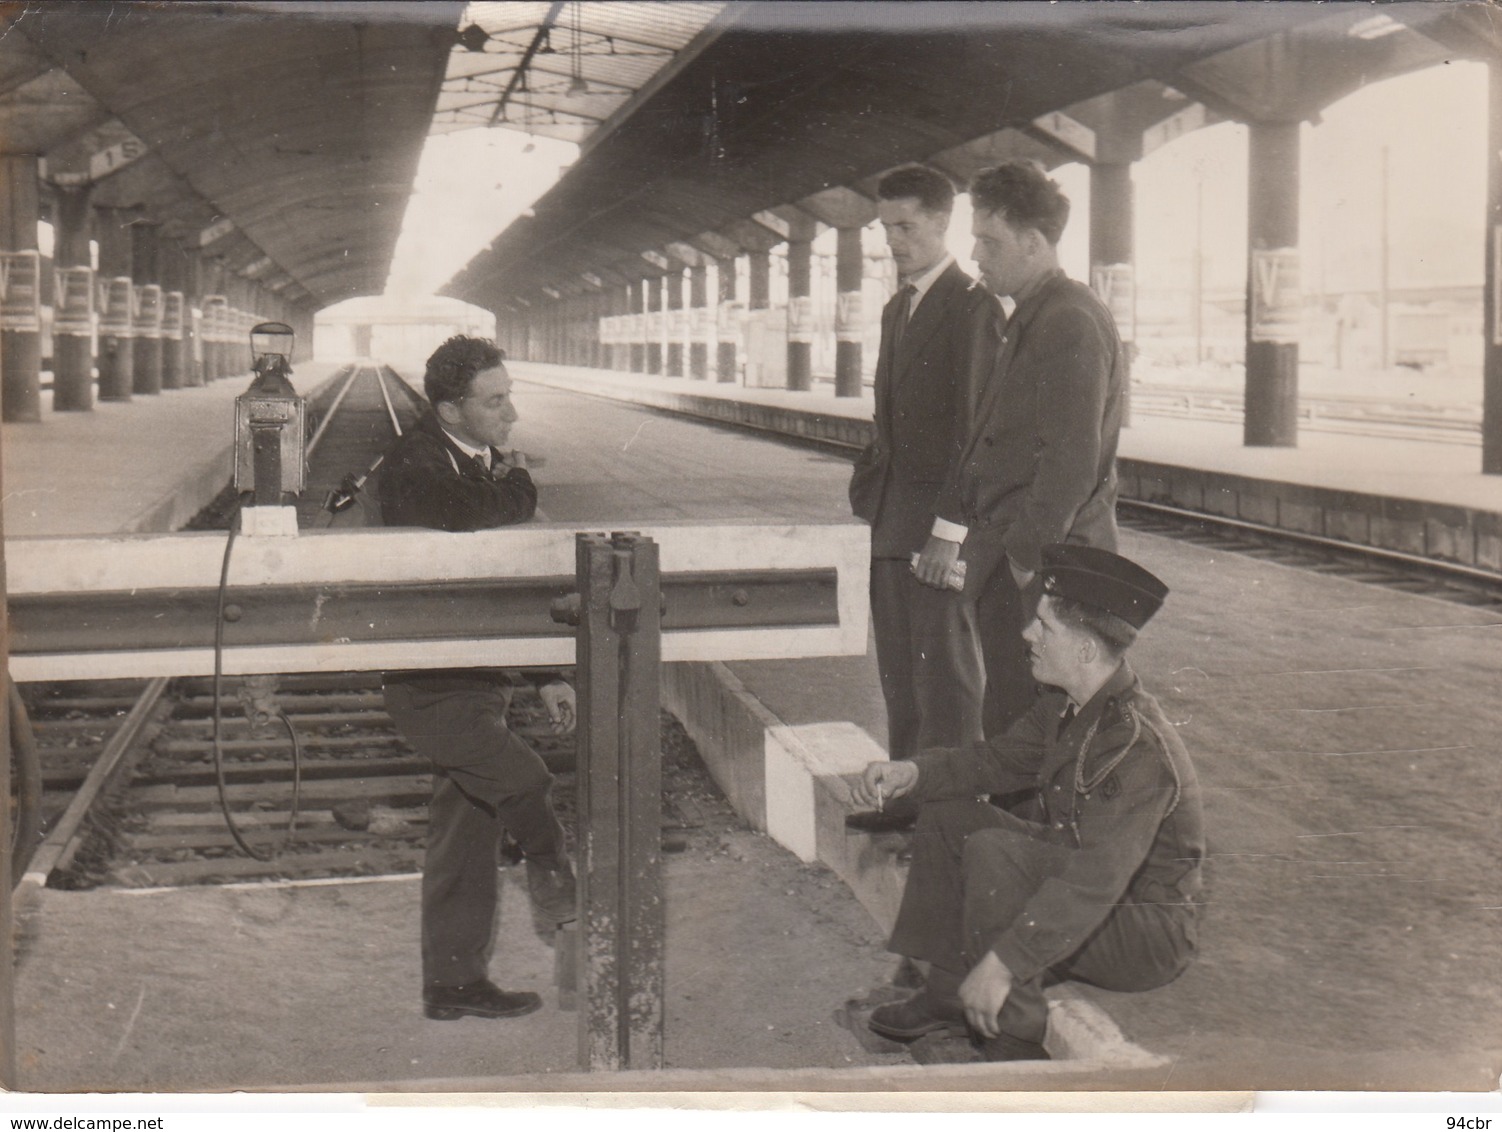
[
  {"x1": 834, "y1": 226, "x2": 864, "y2": 397},
  {"x1": 628, "y1": 281, "x2": 645, "y2": 373},
  {"x1": 131, "y1": 222, "x2": 163, "y2": 394},
  {"x1": 0, "y1": 156, "x2": 43, "y2": 421},
  {"x1": 749, "y1": 250, "x2": 770, "y2": 312},
  {"x1": 1244, "y1": 121, "x2": 1301, "y2": 448},
  {"x1": 786, "y1": 227, "x2": 815, "y2": 392},
  {"x1": 95, "y1": 206, "x2": 136, "y2": 401},
  {"x1": 1090, "y1": 162, "x2": 1135, "y2": 428},
  {"x1": 716, "y1": 255, "x2": 738, "y2": 382},
  {"x1": 689, "y1": 262, "x2": 709, "y2": 380},
  {"x1": 50, "y1": 185, "x2": 95, "y2": 411},
  {"x1": 158, "y1": 241, "x2": 185, "y2": 391},
  {"x1": 227, "y1": 276, "x2": 250, "y2": 376},
  {"x1": 665, "y1": 269, "x2": 685, "y2": 377},
  {"x1": 646, "y1": 276, "x2": 663, "y2": 375},
  {"x1": 1484, "y1": 59, "x2": 1502, "y2": 474},
  {"x1": 178, "y1": 247, "x2": 202, "y2": 386},
  {"x1": 611, "y1": 285, "x2": 630, "y2": 371}
]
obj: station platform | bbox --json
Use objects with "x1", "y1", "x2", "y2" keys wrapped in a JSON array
[
  {"x1": 507, "y1": 360, "x2": 1502, "y2": 573},
  {"x1": 3, "y1": 362, "x2": 1499, "y2": 1097}
]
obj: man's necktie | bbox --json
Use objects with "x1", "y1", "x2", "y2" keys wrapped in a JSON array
[
  {"x1": 1059, "y1": 704, "x2": 1077, "y2": 734},
  {"x1": 890, "y1": 284, "x2": 916, "y2": 355}
]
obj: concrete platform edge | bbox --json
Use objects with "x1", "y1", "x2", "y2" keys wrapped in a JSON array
[{"x1": 515, "y1": 362, "x2": 1502, "y2": 573}]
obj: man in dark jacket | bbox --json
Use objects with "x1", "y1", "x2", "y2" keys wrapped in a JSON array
[
  {"x1": 851, "y1": 545, "x2": 1202, "y2": 1062},
  {"x1": 380, "y1": 335, "x2": 577, "y2": 1023},
  {"x1": 847, "y1": 165, "x2": 1001, "y2": 833},
  {"x1": 920, "y1": 162, "x2": 1126, "y2": 737}
]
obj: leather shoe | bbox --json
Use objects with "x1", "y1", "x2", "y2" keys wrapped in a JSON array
[
  {"x1": 979, "y1": 1031, "x2": 1051, "y2": 1062},
  {"x1": 868, "y1": 990, "x2": 964, "y2": 1042},
  {"x1": 844, "y1": 809, "x2": 916, "y2": 834},
  {"x1": 423, "y1": 979, "x2": 542, "y2": 1021},
  {"x1": 526, "y1": 854, "x2": 578, "y2": 926}
]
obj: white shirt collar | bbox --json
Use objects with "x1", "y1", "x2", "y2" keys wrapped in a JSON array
[
  {"x1": 903, "y1": 252, "x2": 954, "y2": 310},
  {"x1": 441, "y1": 427, "x2": 490, "y2": 466}
]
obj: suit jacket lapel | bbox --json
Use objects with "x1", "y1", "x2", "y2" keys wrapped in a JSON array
[
  {"x1": 893, "y1": 263, "x2": 966, "y2": 380},
  {"x1": 971, "y1": 270, "x2": 1065, "y2": 426}
]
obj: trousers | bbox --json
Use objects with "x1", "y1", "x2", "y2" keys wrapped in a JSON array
[
  {"x1": 888, "y1": 798, "x2": 1195, "y2": 1043},
  {"x1": 870, "y1": 558, "x2": 985, "y2": 759},
  {"x1": 975, "y1": 560, "x2": 1039, "y2": 739},
  {"x1": 384, "y1": 680, "x2": 565, "y2": 987}
]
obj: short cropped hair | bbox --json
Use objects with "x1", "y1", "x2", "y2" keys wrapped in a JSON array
[
  {"x1": 970, "y1": 162, "x2": 1070, "y2": 246},
  {"x1": 1047, "y1": 594, "x2": 1138, "y2": 658},
  {"x1": 877, "y1": 164, "x2": 956, "y2": 215},
  {"x1": 424, "y1": 335, "x2": 505, "y2": 407}
]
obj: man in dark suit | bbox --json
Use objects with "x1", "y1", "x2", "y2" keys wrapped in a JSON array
[
  {"x1": 380, "y1": 335, "x2": 578, "y2": 1023},
  {"x1": 917, "y1": 162, "x2": 1126, "y2": 738},
  {"x1": 847, "y1": 165, "x2": 1001, "y2": 833}
]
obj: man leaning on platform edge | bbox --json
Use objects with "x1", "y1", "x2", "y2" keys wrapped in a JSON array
[
  {"x1": 920, "y1": 161, "x2": 1128, "y2": 739},
  {"x1": 379, "y1": 335, "x2": 579, "y2": 1023},
  {"x1": 846, "y1": 165, "x2": 1001, "y2": 834},
  {"x1": 851, "y1": 545, "x2": 1204, "y2": 1063}
]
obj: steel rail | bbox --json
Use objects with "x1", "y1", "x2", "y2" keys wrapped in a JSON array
[
  {"x1": 14, "y1": 677, "x2": 171, "y2": 907},
  {"x1": 303, "y1": 363, "x2": 364, "y2": 459}
]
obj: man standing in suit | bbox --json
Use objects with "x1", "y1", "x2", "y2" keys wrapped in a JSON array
[
  {"x1": 917, "y1": 162, "x2": 1126, "y2": 737},
  {"x1": 380, "y1": 335, "x2": 578, "y2": 1023},
  {"x1": 847, "y1": 165, "x2": 1001, "y2": 833}
]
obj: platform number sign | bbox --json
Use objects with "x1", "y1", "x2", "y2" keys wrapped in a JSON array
[{"x1": 1250, "y1": 247, "x2": 1301, "y2": 345}]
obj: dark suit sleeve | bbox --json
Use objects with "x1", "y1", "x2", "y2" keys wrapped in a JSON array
[
  {"x1": 380, "y1": 442, "x2": 538, "y2": 532},
  {"x1": 930, "y1": 295, "x2": 1003, "y2": 528},
  {"x1": 908, "y1": 697, "x2": 1050, "y2": 801},
  {"x1": 1001, "y1": 302, "x2": 1114, "y2": 572}
]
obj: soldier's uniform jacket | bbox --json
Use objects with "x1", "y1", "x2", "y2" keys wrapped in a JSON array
[{"x1": 908, "y1": 661, "x2": 1204, "y2": 984}]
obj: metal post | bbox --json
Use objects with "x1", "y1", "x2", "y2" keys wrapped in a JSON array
[
  {"x1": 1244, "y1": 120, "x2": 1301, "y2": 448},
  {"x1": 689, "y1": 262, "x2": 708, "y2": 380},
  {"x1": 786, "y1": 231, "x2": 814, "y2": 391},
  {"x1": 131, "y1": 222, "x2": 163, "y2": 395},
  {"x1": 51, "y1": 185, "x2": 95, "y2": 411},
  {"x1": 834, "y1": 226, "x2": 864, "y2": 397},
  {"x1": 716, "y1": 255, "x2": 738, "y2": 382},
  {"x1": 1485, "y1": 58, "x2": 1502, "y2": 474},
  {"x1": 665, "y1": 270, "x2": 684, "y2": 377},
  {"x1": 0, "y1": 155, "x2": 43, "y2": 422},
  {"x1": 573, "y1": 531, "x2": 663, "y2": 1071}
]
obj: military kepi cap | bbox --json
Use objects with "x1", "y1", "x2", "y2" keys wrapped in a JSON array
[{"x1": 1038, "y1": 544, "x2": 1168, "y2": 629}]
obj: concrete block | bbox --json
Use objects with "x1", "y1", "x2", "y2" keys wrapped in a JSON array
[
  {"x1": 1475, "y1": 531, "x2": 1502, "y2": 572},
  {"x1": 1424, "y1": 517, "x2": 1471, "y2": 564},
  {"x1": 1201, "y1": 483, "x2": 1237, "y2": 518},
  {"x1": 1325, "y1": 508, "x2": 1370, "y2": 544},
  {"x1": 662, "y1": 661, "x2": 772, "y2": 832},
  {"x1": 1235, "y1": 490, "x2": 1278, "y2": 527},
  {"x1": 1279, "y1": 499, "x2": 1324, "y2": 536},
  {"x1": 1370, "y1": 515, "x2": 1426, "y2": 556},
  {"x1": 1166, "y1": 471, "x2": 1204, "y2": 511}
]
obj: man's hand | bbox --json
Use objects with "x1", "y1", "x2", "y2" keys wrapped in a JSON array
[
  {"x1": 850, "y1": 759, "x2": 919, "y2": 810},
  {"x1": 495, "y1": 448, "x2": 529, "y2": 472},
  {"x1": 959, "y1": 950, "x2": 1015, "y2": 1040},
  {"x1": 913, "y1": 535, "x2": 962, "y2": 590},
  {"x1": 538, "y1": 680, "x2": 576, "y2": 734},
  {"x1": 1008, "y1": 560, "x2": 1035, "y2": 592}
]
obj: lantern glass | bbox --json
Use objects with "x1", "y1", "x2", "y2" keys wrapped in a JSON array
[{"x1": 250, "y1": 321, "x2": 295, "y2": 365}]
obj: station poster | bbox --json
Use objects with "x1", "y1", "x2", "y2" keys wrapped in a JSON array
[
  {"x1": 0, "y1": 250, "x2": 42, "y2": 333},
  {"x1": 787, "y1": 294, "x2": 814, "y2": 343},
  {"x1": 98, "y1": 275, "x2": 136, "y2": 338},
  {"x1": 1249, "y1": 247, "x2": 1301, "y2": 344},
  {"x1": 134, "y1": 283, "x2": 163, "y2": 336},
  {"x1": 1090, "y1": 263, "x2": 1135, "y2": 343},
  {"x1": 162, "y1": 291, "x2": 185, "y2": 340},
  {"x1": 52, "y1": 265, "x2": 95, "y2": 337},
  {"x1": 835, "y1": 290, "x2": 863, "y2": 342}
]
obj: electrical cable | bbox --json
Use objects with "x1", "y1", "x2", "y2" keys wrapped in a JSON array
[{"x1": 211, "y1": 495, "x2": 303, "y2": 861}]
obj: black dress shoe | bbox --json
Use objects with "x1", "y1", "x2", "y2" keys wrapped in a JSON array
[
  {"x1": 423, "y1": 979, "x2": 542, "y2": 1021},
  {"x1": 844, "y1": 809, "x2": 917, "y2": 834},
  {"x1": 868, "y1": 990, "x2": 965, "y2": 1041}
]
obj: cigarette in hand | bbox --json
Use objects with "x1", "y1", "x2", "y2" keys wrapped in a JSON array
[{"x1": 876, "y1": 782, "x2": 885, "y2": 812}]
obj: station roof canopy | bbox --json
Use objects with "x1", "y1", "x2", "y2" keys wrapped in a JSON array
[
  {"x1": 0, "y1": 1, "x2": 465, "y2": 309},
  {"x1": 442, "y1": 0, "x2": 1501, "y2": 310}
]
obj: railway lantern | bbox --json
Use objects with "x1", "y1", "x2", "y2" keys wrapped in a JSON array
[{"x1": 235, "y1": 321, "x2": 307, "y2": 508}]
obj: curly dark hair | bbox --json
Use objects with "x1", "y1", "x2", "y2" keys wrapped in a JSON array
[
  {"x1": 423, "y1": 335, "x2": 505, "y2": 407},
  {"x1": 877, "y1": 164, "x2": 956, "y2": 215},
  {"x1": 970, "y1": 162, "x2": 1070, "y2": 246}
]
